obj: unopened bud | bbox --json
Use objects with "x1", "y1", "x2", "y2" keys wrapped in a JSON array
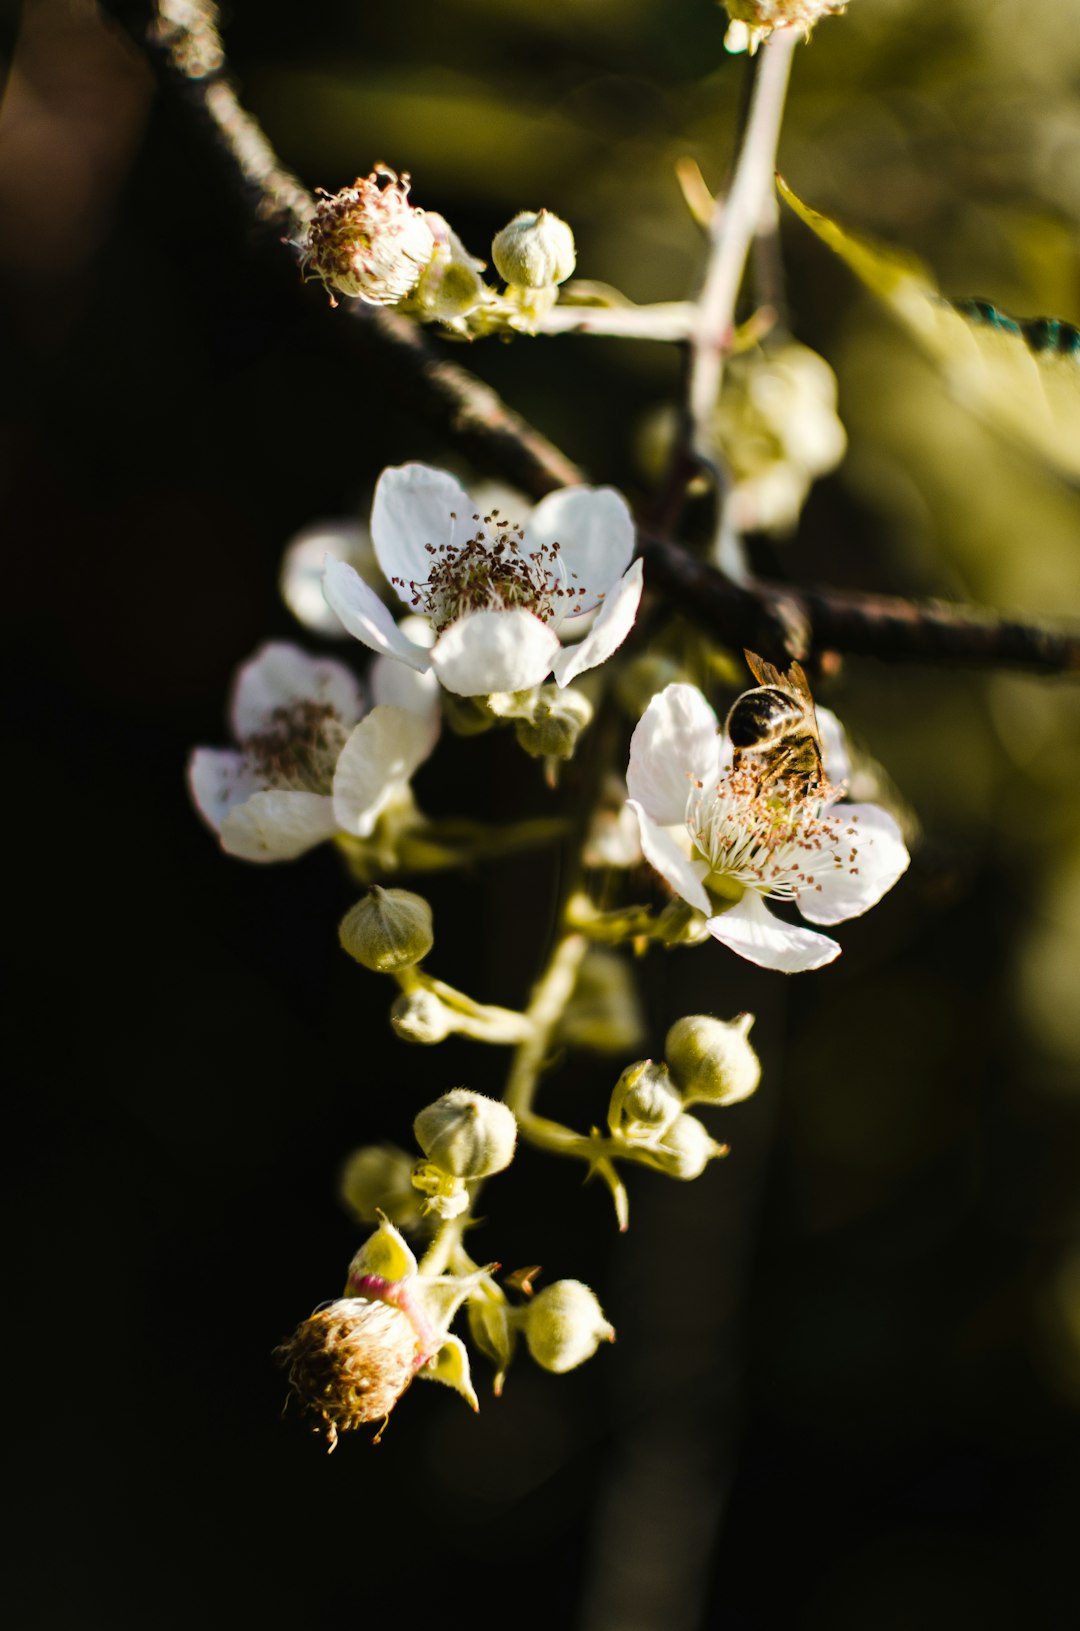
[
  {"x1": 646, "y1": 1112, "x2": 726, "y2": 1180},
  {"x1": 339, "y1": 886, "x2": 433, "y2": 973},
  {"x1": 492, "y1": 209, "x2": 576, "y2": 290},
  {"x1": 303, "y1": 167, "x2": 435, "y2": 306},
  {"x1": 514, "y1": 685, "x2": 593, "y2": 761},
  {"x1": 390, "y1": 987, "x2": 453, "y2": 1044},
  {"x1": 523, "y1": 1280, "x2": 615, "y2": 1374},
  {"x1": 339, "y1": 1144, "x2": 424, "y2": 1228},
  {"x1": 413, "y1": 1089, "x2": 517, "y2": 1179},
  {"x1": 608, "y1": 1059, "x2": 682, "y2": 1139},
  {"x1": 665, "y1": 1013, "x2": 761, "y2": 1107}
]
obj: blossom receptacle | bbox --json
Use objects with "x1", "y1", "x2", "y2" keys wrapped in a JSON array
[
  {"x1": 322, "y1": 463, "x2": 643, "y2": 699},
  {"x1": 339, "y1": 886, "x2": 434, "y2": 972},
  {"x1": 413, "y1": 1089, "x2": 517, "y2": 1179},
  {"x1": 303, "y1": 167, "x2": 435, "y2": 305},
  {"x1": 665, "y1": 1013, "x2": 761, "y2": 1107},
  {"x1": 523, "y1": 1281, "x2": 615, "y2": 1374},
  {"x1": 492, "y1": 209, "x2": 576, "y2": 290}
]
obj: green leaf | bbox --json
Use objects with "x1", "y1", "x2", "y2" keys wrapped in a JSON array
[{"x1": 777, "y1": 177, "x2": 1080, "y2": 482}]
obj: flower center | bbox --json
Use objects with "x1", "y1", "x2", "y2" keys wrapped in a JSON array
[
  {"x1": 246, "y1": 701, "x2": 350, "y2": 793},
  {"x1": 392, "y1": 510, "x2": 586, "y2": 632},
  {"x1": 687, "y1": 764, "x2": 857, "y2": 902}
]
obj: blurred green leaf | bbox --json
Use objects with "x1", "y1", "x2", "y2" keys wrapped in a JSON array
[{"x1": 778, "y1": 177, "x2": 1080, "y2": 483}]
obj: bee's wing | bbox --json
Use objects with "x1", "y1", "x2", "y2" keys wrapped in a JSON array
[{"x1": 743, "y1": 650, "x2": 787, "y2": 689}]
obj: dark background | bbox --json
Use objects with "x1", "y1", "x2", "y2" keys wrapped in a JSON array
[{"x1": 4, "y1": 2, "x2": 1079, "y2": 1626}]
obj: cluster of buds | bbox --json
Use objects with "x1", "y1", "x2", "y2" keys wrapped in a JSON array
[
  {"x1": 723, "y1": 0, "x2": 850, "y2": 55},
  {"x1": 282, "y1": 1088, "x2": 615, "y2": 1442},
  {"x1": 606, "y1": 1012, "x2": 761, "y2": 1177},
  {"x1": 302, "y1": 168, "x2": 577, "y2": 337}
]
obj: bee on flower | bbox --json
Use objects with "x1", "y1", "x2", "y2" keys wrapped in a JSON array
[
  {"x1": 625, "y1": 666, "x2": 909, "y2": 972},
  {"x1": 322, "y1": 463, "x2": 644, "y2": 699}
]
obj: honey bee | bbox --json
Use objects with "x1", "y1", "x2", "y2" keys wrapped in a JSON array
[{"x1": 724, "y1": 650, "x2": 824, "y2": 792}]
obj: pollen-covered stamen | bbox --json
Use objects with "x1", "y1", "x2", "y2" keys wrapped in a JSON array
[
  {"x1": 687, "y1": 764, "x2": 858, "y2": 901},
  {"x1": 245, "y1": 701, "x2": 351, "y2": 794},
  {"x1": 392, "y1": 509, "x2": 586, "y2": 632}
]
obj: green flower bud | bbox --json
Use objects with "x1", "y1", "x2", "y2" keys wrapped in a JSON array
[
  {"x1": 524, "y1": 1280, "x2": 614, "y2": 1374},
  {"x1": 390, "y1": 988, "x2": 453, "y2": 1044},
  {"x1": 339, "y1": 886, "x2": 433, "y2": 972},
  {"x1": 608, "y1": 1059, "x2": 683, "y2": 1140},
  {"x1": 339, "y1": 1143, "x2": 425, "y2": 1228},
  {"x1": 514, "y1": 685, "x2": 593, "y2": 762},
  {"x1": 413, "y1": 1089, "x2": 517, "y2": 1179},
  {"x1": 645, "y1": 1113, "x2": 726, "y2": 1180},
  {"x1": 665, "y1": 1013, "x2": 761, "y2": 1107},
  {"x1": 492, "y1": 209, "x2": 576, "y2": 290}
]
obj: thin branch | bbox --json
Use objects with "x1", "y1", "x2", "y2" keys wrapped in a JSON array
[
  {"x1": 686, "y1": 31, "x2": 797, "y2": 451},
  {"x1": 98, "y1": 2, "x2": 1080, "y2": 675}
]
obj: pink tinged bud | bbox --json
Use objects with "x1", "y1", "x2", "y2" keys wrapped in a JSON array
[{"x1": 303, "y1": 167, "x2": 435, "y2": 307}]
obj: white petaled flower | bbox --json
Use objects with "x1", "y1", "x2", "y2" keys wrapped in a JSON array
[
  {"x1": 626, "y1": 683, "x2": 909, "y2": 972},
  {"x1": 188, "y1": 641, "x2": 439, "y2": 862},
  {"x1": 322, "y1": 463, "x2": 644, "y2": 699}
]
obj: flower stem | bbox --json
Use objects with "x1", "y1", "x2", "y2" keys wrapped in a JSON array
[
  {"x1": 503, "y1": 933, "x2": 588, "y2": 1119},
  {"x1": 687, "y1": 30, "x2": 796, "y2": 449}
]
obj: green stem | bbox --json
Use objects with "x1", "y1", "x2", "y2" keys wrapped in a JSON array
[
  {"x1": 503, "y1": 933, "x2": 588, "y2": 1119},
  {"x1": 418, "y1": 1212, "x2": 469, "y2": 1277}
]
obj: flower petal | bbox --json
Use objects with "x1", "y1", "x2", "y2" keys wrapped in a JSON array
[
  {"x1": 187, "y1": 748, "x2": 258, "y2": 832},
  {"x1": 627, "y1": 800, "x2": 710, "y2": 913},
  {"x1": 370, "y1": 463, "x2": 474, "y2": 609},
  {"x1": 371, "y1": 616, "x2": 441, "y2": 747},
  {"x1": 279, "y1": 521, "x2": 380, "y2": 636},
  {"x1": 525, "y1": 485, "x2": 635, "y2": 608},
  {"x1": 552, "y1": 559, "x2": 643, "y2": 687},
  {"x1": 706, "y1": 890, "x2": 840, "y2": 972},
  {"x1": 429, "y1": 608, "x2": 561, "y2": 696},
  {"x1": 816, "y1": 705, "x2": 851, "y2": 784},
  {"x1": 322, "y1": 558, "x2": 432, "y2": 673},
  {"x1": 229, "y1": 642, "x2": 364, "y2": 740},
  {"x1": 627, "y1": 683, "x2": 722, "y2": 826},
  {"x1": 332, "y1": 705, "x2": 437, "y2": 838},
  {"x1": 798, "y1": 803, "x2": 910, "y2": 926},
  {"x1": 218, "y1": 790, "x2": 339, "y2": 862}
]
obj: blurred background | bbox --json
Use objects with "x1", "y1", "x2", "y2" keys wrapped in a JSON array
[{"x1": 4, "y1": 0, "x2": 1079, "y2": 1625}]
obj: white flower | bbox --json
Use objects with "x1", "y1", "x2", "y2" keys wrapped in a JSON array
[
  {"x1": 322, "y1": 463, "x2": 644, "y2": 698},
  {"x1": 187, "y1": 641, "x2": 439, "y2": 862},
  {"x1": 626, "y1": 683, "x2": 909, "y2": 972}
]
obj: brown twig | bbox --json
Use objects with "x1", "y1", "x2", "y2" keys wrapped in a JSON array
[{"x1": 99, "y1": 1, "x2": 1080, "y2": 676}]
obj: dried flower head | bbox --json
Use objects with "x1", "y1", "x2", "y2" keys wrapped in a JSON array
[
  {"x1": 724, "y1": 1, "x2": 849, "y2": 54},
  {"x1": 277, "y1": 1294, "x2": 423, "y2": 1450},
  {"x1": 303, "y1": 166, "x2": 435, "y2": 307}
]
